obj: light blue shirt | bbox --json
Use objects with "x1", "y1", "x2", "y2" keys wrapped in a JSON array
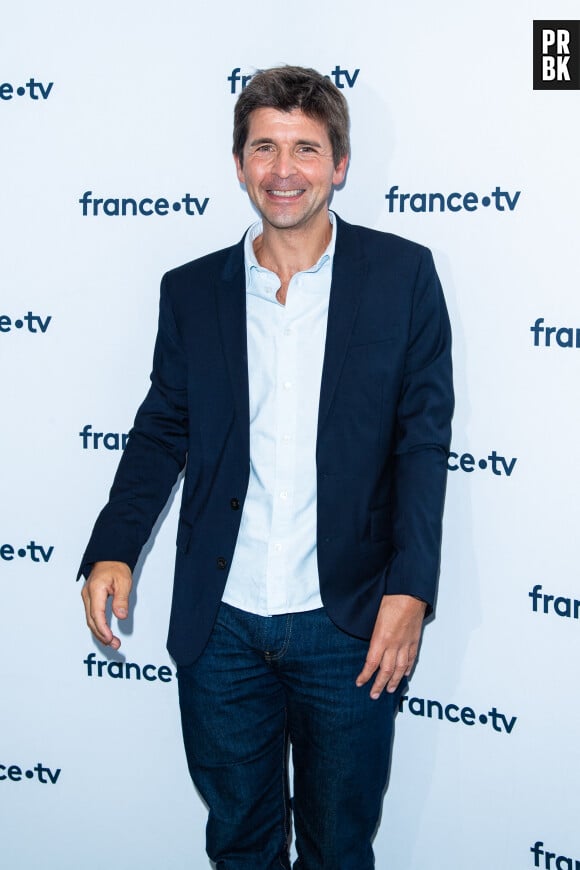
[{"x1": 222, "y1": 213, "x2": 337, "y2": 616}]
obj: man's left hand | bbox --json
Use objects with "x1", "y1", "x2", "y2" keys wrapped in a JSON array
[{"x1": 356, "y1": 594, "x2": 427, "y2": 698}]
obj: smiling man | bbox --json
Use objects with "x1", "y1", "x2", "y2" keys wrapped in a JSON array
[{"x1": 80, "y1": 66, "x2": 453, "y2": 869}]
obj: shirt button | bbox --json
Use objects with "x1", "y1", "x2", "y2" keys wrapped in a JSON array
[
  {"x1": 230, "y1": 497, "x2": 240, "y2": 510},
  {"x1": 279, "y1": 490, "x2": 288, "y2": 500},
  {"x1": 216, "y1": 556, "x2": 227, "y2": 569},
  {"x1": 283, "y1": 381, "x2": 292, "y2": 390},
  {"x1": 284, "y1": 327, "x2": 292, "y2": 336},
  {"x1": 282, "y1": 434, "x2": 291, "y2": 443},
  {"x1": 274, "y1": 544, "x2": 282, "y2": 553}
]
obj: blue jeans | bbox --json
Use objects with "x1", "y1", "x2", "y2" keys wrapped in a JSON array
[{"x1": 177, "y1": 603, "x2": 406, "y2": 869}]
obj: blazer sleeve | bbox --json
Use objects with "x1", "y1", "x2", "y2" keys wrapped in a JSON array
[
  {"x1": 384, "y1": 247, "x2": 453, "y2": 610},
  {"x1": 77, "y1": 274, "x2": 189, "y2": 579}
]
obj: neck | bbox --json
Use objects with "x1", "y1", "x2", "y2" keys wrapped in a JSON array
[{"x1": 253, "y1": 212, "x2": 332, "y2": 283}]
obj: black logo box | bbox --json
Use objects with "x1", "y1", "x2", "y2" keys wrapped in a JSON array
[{"x1": 533, "y1": 20, "x2": 580, "y2": 89}]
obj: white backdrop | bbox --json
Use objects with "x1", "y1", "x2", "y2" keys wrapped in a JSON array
[{"x1": 1, "y1": 2, "x2": 579, "y2": 868}]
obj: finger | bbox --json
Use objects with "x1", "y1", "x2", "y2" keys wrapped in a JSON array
[
  {"x1": 86, "y1": 608, "x2": 121, "y2": 649},
  {"x1": 355, "y1": 646, "x2": 384, "y2": 687},
  {"x1": 385, "y1": 657, "x2": 409, "y2": 694},
  {"x1": 82, "y1": 583, "x2": 114, "y2": 646},
  {"x1": 90, "y1": 586, "x2": 114, "y2": 643},
  {"x1": 404, "y1": 642, "x2": 419, "y2": 677},
  {"x1": 371, "y1": 649, "x2": 409, "y2": 698},
  {"x1": 368, "y1": 651, "x2": 397, "y2": 698},
  {"x1": 81, "y1": 585, "x2": 102, "y2": 640}
]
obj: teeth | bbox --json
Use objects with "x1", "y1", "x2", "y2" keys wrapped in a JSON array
[{"x1": 270, "y1": 189, "x2": 302, "y2": 197}]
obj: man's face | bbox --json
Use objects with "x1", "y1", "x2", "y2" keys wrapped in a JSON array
[{"x1": 234, "y1": 107, "x2": 348, "y2": 233}]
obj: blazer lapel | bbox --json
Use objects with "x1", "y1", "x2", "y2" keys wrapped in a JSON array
[
  {"x1": 215, "y1": 236, "x2": 250, "y2": 455},
  {"x1": 318, "y1": 216, "x2": 366, "y2": 431},
  {"x1": 213, "y1": 218, "x2": 366, "y2": 453}
]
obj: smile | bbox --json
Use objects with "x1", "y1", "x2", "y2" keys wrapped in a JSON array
[{"x1": 268, "y1": 189, "x2": 304, "y2": 198}]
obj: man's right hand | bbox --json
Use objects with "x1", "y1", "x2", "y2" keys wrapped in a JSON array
[{"x1": 81, "y1": 561, "x2": 133, "y2": 650}]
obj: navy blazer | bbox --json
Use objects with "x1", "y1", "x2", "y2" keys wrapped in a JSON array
[{"x1": 80, "y1": 215, "x2": 453, "y2": 665}]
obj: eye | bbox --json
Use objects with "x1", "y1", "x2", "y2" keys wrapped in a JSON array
[{"x1": 255, "y1": 143, "x2": 274, "y2": 153}]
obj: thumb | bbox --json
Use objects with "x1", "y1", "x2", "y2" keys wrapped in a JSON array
[{"x1": 112, "y1": 578, "x2": 131, "y2": 620}]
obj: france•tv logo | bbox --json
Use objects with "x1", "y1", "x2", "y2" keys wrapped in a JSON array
[{"x1": 533, "y1": 21, "x2": 580, "y2": 89}]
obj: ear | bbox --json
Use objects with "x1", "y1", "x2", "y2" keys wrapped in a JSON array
[
  {"x1": 234, "y1": 152, "x2": 245, "y2": 185},
  {"x1": 332, "y1": 154, "x2": 349, "y2": 186}
]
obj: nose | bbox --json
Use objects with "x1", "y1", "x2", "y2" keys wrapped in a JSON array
[{"x1": 271, "y1": 147, "x2": 295, "y2": 178}]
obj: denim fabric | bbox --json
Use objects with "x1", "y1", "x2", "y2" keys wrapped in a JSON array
[{"x1": 177, "y1": 603, "x2": 406, "y2": 870}]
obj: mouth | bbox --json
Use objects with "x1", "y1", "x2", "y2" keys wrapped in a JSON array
[{"x1": 267, "y1": 189, "x2": 304, "y2": 199}]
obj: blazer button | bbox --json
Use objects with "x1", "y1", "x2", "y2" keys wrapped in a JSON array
[
  {"x1": 216, "y1": 556, "x2": 227, "y2": 570},
  {"x1": 230, "y1": 497, "x2": 240, "y2": 510}
]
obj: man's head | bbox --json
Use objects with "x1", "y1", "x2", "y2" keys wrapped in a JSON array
[{"x1": 233, "y1": 66, "x2": 350, "y2": 169}]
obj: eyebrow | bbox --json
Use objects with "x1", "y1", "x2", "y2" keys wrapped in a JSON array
[{"x1": 248, "y1": 137, "x2": 322, "y2": 148}]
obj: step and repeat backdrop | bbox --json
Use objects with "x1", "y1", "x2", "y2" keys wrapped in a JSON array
[{"x1": 1, "y1": 2, "x2": 579, "y2": 868}]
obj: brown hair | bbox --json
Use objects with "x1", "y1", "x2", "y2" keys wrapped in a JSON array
[{"x1": 233, "y1": 66, "x2": 350, "y2": 167}]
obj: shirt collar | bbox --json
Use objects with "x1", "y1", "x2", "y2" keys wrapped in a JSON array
[{"x1": 244, "y1": 211, "x2": 337, "y2": 291}]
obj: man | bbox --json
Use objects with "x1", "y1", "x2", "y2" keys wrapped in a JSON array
[{"x1": 80, "y1": 66, "x2": 453, "y2": 869}]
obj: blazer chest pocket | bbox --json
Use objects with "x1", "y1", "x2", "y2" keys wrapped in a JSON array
[
  {"x1": 348, "y1": 322, "x2": 401, "y2": 348},
  {"x1": 370, "y1": 505, "x2": 391, "y2": 543}
]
